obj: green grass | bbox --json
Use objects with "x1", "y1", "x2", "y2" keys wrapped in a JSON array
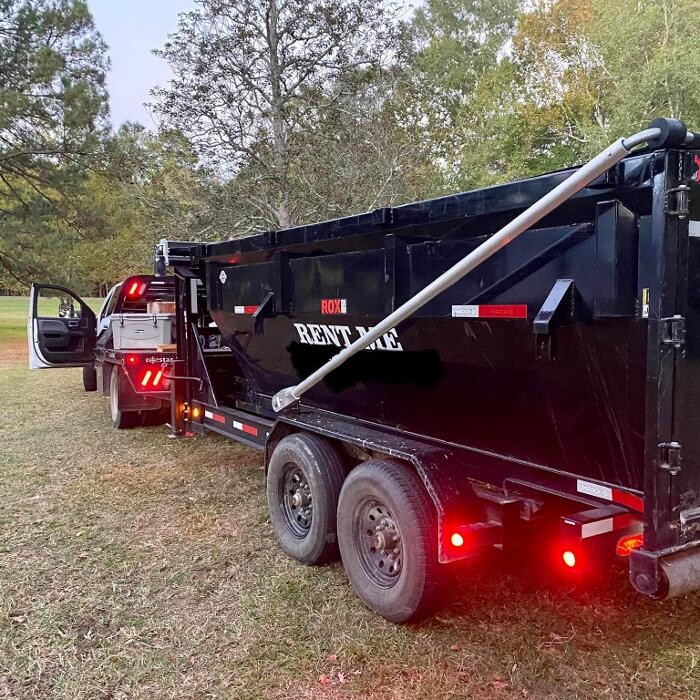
[
  {"x1": 0, "y1": 305, "x2": 699, "y2": 698},
  {"x1": 0, "y1": 296, "x2": 102, "y2": 343}
]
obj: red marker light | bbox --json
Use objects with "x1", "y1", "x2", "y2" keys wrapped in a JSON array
[
  {"x1": 126, "y1": 280, "x2": 147, "y2": 298},
  {"x1": 616, "y1": 533, "x2": 644, "y2": 557},
  {"x1": 140, "y1": 370, "x2": 152, "y2": 387},
  {"x1": 450, "y1": 532, "x2": 465, "y2": 548},
  {"x1": 562, "y1": 550, "x2": 577, "y2": 568},
  {"x1": 126, "y1": 354, "x2": 137, "y2": 365},
  {"x1": 152, "y1": 370, "x2": 163, "y2": 387}
]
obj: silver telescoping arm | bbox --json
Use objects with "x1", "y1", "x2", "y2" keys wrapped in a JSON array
[{"x1": 272, "y1": 124, "x2": 676, "y2": 412}]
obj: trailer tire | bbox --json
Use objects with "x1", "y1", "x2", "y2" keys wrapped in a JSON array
[
  {"x1": 109, "y1": 368, "x2": 140, "y2": 429},
  {"x1": 82, "y1": 364, "x2": 97, "y2": 392},
  {"x1": 337, "y1": 459, "x2": 440, "y2": 623},
  {"x1": 266, "y1": 433, "x2": 345, "y2": 565}
]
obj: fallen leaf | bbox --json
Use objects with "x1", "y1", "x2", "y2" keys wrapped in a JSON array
[
  {"x1": 319, "y1": 674, "x2": 331, "y2": 685},
  {"x1": 337, "y1": 672, "x2": 346, "y2": 685},
  {"x1": 9, "y1": 613, "x2": 27, "y2": 624},
  {"x1": 325, "y1": 654, "x2": 337, "y2": 662},
  {"x1": 450, "y1": 644, "x2": 460, "y2": 651}
]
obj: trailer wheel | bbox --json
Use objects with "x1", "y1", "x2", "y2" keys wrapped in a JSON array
[
  {"x1": 337, "y1": 459, "x2": 440, "y2": 623},
  {"x1": 266, "y1": 433, "x2": 345, "y2": 565},
  {"x1": 109, "y1": 368, "x2": 140, "y2": 429},
  {"x1": 82, "y1": 364, "x2": 97, "y2": 392}
]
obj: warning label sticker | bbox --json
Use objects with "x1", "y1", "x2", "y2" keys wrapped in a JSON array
[{"x1": 452, "y1": 304, "x2": 527, "y2": 319}]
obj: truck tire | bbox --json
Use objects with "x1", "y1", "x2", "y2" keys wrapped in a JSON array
[
  {"x1": 109, "y1": 368, "x2": 140, "y2": 429},
  {"x1": 266, "y1": 433, "x2": 345, "y2": 565},
  {"x1": 337, "y1": 459, "x2": 440, "y2": 623},
  {"x1": 82, "y1": 364, "x2": 97, "y2": 392}
]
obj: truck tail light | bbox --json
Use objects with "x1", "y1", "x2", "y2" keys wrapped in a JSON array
[
  {"x1": 140, "y1": 370, "x2": 153, "y2": 387},
  {"x1": 616, "y1": 533, "x2": 644, "y2": 557},
  {"x1": 152, "y1": 370, "x2": 163, "y2": 387},
  {"x1": 126, "y1": 354, "x2": 138, "y2": 365},
  {"x1": 126, "y1": 280, "x2": 147, "y2": 298}
]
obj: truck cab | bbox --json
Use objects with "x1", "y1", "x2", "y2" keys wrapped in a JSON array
[{"x1": 28, "y1": 276, "x2": 177, "y2": 428}]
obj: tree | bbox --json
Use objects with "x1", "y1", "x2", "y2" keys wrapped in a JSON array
[
  {"x1": 447, "y1": 0, "x2": 700, "y2": 189},
  {"x1": 152, "y1": 0, "x2": 398, "y2": 230},
  {"x1": 408, "y1": 0, "x2": 519, "y2": 173},
  {"x1": 0, "y1": 0, "x2": 109, "y2": 288}
]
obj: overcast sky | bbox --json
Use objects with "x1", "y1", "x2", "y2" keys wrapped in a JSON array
[
  {"x1": 88, "y1": 0, "x2": 419, "y2": 129},
  {"x1": 88, "y1": 0, "x2": 196, "y2": 128}
]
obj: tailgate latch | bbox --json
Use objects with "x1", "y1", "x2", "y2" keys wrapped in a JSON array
[
  {"x1": 660, "y1": 315, "x2": 685, "y2": 348},
  {"x1": 665, "y1": 184, "x2": 690, "y2": 219},
  {"x1": 658, "y1": 441, "x2": 682, "y2": 475}
]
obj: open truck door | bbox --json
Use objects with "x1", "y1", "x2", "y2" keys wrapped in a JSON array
[{"x1": 28, "y1": 284, "x2": 96, "y2": 369}]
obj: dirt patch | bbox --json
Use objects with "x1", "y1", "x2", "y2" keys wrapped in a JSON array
[{"x1": 0, "y1": 340, "x2": 26, "y2": 369}]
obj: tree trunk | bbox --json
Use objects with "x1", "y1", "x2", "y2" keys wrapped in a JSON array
[{"x1": 266, "y1": 0, "x2": 292, "y2": 229}]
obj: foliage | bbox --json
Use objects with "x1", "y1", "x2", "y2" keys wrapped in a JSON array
[
  {"x1": 3, "y1": 0, "x2": 699, "y2": 292},
  {"x1": 0, "y1": 0, "x2": 109, "y2": 290},
  {"x1": 152, "y1": 0, "x2": 403, "y2": 229}
]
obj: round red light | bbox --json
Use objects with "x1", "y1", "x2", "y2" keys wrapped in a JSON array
[
  {"x1": 126, "y1": 355, "x2": 137, "y2": 364},
  {"x1": 450, "y1": 532, "x2": 465, "y2": 547},
  {"x1": 562, "y1": 550, "x2": 576, "y2": 568}
]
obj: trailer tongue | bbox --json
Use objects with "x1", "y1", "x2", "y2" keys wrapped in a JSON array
[{"x1": 151, "y1": 118, "x2": 699, "y2": 620}]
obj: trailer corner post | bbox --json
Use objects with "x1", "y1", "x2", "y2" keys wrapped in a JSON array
[{"x1": 272, "y1": 125, "x2": 667, "y2": 413}]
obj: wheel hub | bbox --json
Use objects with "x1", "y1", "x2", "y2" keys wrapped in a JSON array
[
  {"x1": 280, "y1": 465, "x2": 313, "y2": 538},
  {"x1": 355, "y1": 501, "x2": 403, "y2": 586}
]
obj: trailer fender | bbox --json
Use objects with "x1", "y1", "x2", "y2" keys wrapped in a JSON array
[{"x1": 266, "y1": 412, "x2": 486, "y2": 563}]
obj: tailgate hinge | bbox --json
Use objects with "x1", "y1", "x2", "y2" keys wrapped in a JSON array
[
  {"x1": 658, "y1": 441, "x2": 682, "y2": 475},
  {"x1": 665, "y1": 184, "x2": 690, "y2": 219},
  {"x1": 660, "y1": 315, "x2": 685, "y2": 348}
]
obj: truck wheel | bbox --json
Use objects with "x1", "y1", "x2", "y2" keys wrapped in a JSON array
[
  {"x1": 337, "y1": 459, "x2": 440, "y2": 623},
  {"x1": 82, "y1": 364, "x2": 97, "y2": 392},
  {"x1": 266, "y1": 433, "x2": 345, "y2": 565},
  {"x1": 109, "y1": 368, "x2": 140, "y2": 429}
]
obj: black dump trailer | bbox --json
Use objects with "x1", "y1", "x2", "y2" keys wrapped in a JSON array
[{"x1": 155, "y1": 119, "x2": 700, "y2": 621}]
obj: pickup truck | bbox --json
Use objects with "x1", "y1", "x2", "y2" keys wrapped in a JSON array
[{"x1": 28, "y1": 276, "x2": 176, "y2": 428}]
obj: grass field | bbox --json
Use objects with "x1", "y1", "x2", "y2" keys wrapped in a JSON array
[
  {"x1": 0, "y1": 296, "x2": 102, "y2": 344},
  {"x1": 0, "y1": 296, "x2": 699, "y2": 698}
]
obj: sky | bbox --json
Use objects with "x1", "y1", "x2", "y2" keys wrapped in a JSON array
[
  {"x1": 88, "y1": 0, "x2": 419, "y2": 130},
  {"x1": 87, "y1": 0, "x2": 197, "y2": 128}
]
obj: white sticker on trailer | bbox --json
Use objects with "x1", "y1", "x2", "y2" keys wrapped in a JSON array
[
  {"x1": 451, "y1": 305, "x2": 479, "y2": 318},
  {"x1": 190, "y1": 278, "x2": 198, "y2": 314},
  {"x1": 204, "y1": 410, "x2": 214, "y2": 419},
  {"x1": 577, "y1": 479, "x2": 613, "y2": 501},
  {"x1": 581, "y1": 518, "x2": 614, "y2": 539}
]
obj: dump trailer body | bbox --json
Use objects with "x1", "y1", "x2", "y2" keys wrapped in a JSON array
[
  {"x1": 203, "y1": 149, "x2": 693, "y2": 486},
  {"x1": 160, "y1": 132, "x2": 700, "y2": 612}
]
